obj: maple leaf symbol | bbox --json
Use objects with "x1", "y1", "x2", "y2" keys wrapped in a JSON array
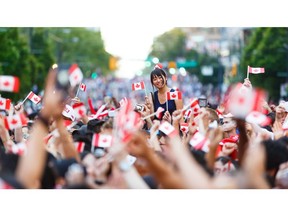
[
  {"x1": 136, "y1": 84, "x2": 140, "y2": 88},
  {"x1": 0, "y1": 101, "x2": 3, "y2": 106},
  {"x1": 194, "y1": 108, "x2": 198, "y2": 112},
  {"x1": 78, "y1": 109, "x2": 84, "y2": 116},
  {"x1": 34, "y1": 97, "x2": 39, "y2": 102},
  {"x1": 73, "y1": 75, "x2": 78, "y2": 80},
  {"x1": 171, "y1": 94, "x2": 176, "y2": 98},
  {"x1": 10, "y1": 119, "x2": 18, "y2": 125},
  {"x1": 181, "y1": 127, "x2": 186, "y2": 132},
  {"x1": 102, "y1": 138, "x2": 107, "y2": 143},
  {"x1": 3, "y1": 81, "x2": 10, "y2": 86},
  {"x1": 238, "y1": 97, "x2": 245, "y2": 104},
  {"x1": 254, "y1": 69, "x2": 258, "y2": 72}
]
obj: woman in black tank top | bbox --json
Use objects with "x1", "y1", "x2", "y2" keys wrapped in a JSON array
[{"x1": 145, "y1": 66, "x2": 183, "y2": 122}]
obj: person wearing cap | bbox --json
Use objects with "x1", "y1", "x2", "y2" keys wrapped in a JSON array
[{"x1": 145, "y1": 65, "x2": 183, "y2": 123}]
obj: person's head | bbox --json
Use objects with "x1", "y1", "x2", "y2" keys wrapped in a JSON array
[
  {"x1": 214, "y1": 156, "x2": 239, "y2": 175},
  {"x1": 221, "y1": 114, "x2": 236, "y2": 133},
  {"x1": 150, "y1": 68, "x2": 167, "y2": 90}
]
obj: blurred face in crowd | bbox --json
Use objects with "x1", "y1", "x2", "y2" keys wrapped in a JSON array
[
  {"x1": 214, "y1": 159, "x2": 236, "y2": 175},
  {"x1": 221, "y1": 117, "x2": 236, "y2": 132},
  {"x1": 275, "y1": 105, "x2": 288, "y2": 124}
]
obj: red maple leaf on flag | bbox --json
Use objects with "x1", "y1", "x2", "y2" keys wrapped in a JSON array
[
  {"x1": 171, "y1": 94, "x2": 176, "y2": 98},
  {"x1": 3, "y1": 81, "x2": 10, "y2": 86},
  {"x1": 78, "y1": 110, "x2": 84, "y2": 116},
  {"x1": 136, "y1": 84, "x2": 140, "y2": 88},
  {"x1": 11, "y1": 119, "x2": 18, "y2": 125},
  {"x1": 0, "y1": 101, "x2": 3, "y2": 106}
]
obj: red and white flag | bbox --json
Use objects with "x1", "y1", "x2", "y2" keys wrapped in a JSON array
[
  {"x1": 159, "y1": 121, "x2": 177, "y2": 137},
  {"x1": 189, "y1": 131, "x2": 210, "y2": 152},
  {"x1": 155, "y1": 107, "x2": 165, "y2": 119},
  {"x1": 0, "y1": 97, "x2": 11, "y2": 110},
  {"x1": 79, "y1": 83, "x2": 86, "y2": 92},
  {"x1": 74, "y1": 142, "x2": 85, "y2": 153},
  {"x1": 72, "y1": 102, "x2": 87, "y2": 119},
  {"x1": 119, "y1": 97, "x2": 128, "y2": 107},
  {"x1": 167, "y1": 91, "x2": 182, "y2": 100},
  {"x1": 180, "y1": 123, "x2": 189, "y2": 134},
  {"x1": 27, "y1": 91, "x2": 41, "y2": 104},
  {"x1": 132, "y1": 81, "x2": 145, "y2": 91},
  {"x1": 0, "y1": 75, "x2": 20, "y2": 92},
  {"x1": 227, "y1": 84, "x2": 267, "y2": 119},
  {"x1": 248, "y1": 66, "x2": 265, "y2": 74},
  {"x1": 68, "y1": 63, "x2": 83, "y2": 87},
  {"x1": 92, "y1": 133, "x2": 113, "y2": 148},
  {"x1": 189, "y1": 98, "x2": 200, "y2": 117},
  {"x1": 4, "y1": 113, "x2": 28, "y2": 130},
  {"x1": 245, "y1": 111, "x2": 271, "y2": 127},
  {"x1": 114, "y1": 99, "x2": 142, "y2": 143}
]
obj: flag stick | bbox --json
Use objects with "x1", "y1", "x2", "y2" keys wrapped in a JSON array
[
  {"x1": 141, "y1": 110, "x2": 158, "y2": 120},
  {"x1": 166, "y1": 92, "x2": 169, "y2": 112},
  {"x1": 75, "y1": 85, "x2": 80, "y2": 98},
  {"x1": 144, "y1": 87, "x2": 148, "y2": 97},
  {"x1": 22, "y1": 94, "x2": 29, "y2": 104},
  {"x1": 247, "y1": 65, "x2": 249, "y2": 79}
]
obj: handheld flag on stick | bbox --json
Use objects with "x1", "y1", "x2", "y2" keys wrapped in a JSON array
[
  {"x1": 247, "y1": 65, "x2": 265, "y2": 78},
  {"x1": 23, "y1": 91, "x2": 41, "y2": 104},
  {"x1": 132, "y1": 81, "x2": 147, "y2": 96}
]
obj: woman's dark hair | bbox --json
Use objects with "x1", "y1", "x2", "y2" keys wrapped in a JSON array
[{"x1": 150, "y1": 68, "x2": 167, "y2": 90}]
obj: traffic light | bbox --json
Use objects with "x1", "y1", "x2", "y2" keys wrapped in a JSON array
[
  {"x1": 109, "y1": 56, "x2": 118, "y2": 71},
  {"x1": 168, "y1": 61, "x2": 177, "y2": 69},
  {"x1": 231, "y1": 64, "x2": 237, "y2": 77}
]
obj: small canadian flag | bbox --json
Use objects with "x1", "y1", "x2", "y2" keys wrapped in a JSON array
[
  {"x1": 167, "y1": 91, "x2": 182, "y2": 100},
  {"x1": 68, "y1": 63, "x2": 83, "y2": 87},
  {"x1": 4, "y1": 113, "x2": 28, "y2": 130},
  {"x1": 0, "y1": 75, "x2": 20, "y2": 92},
  {"x1": 159, "y1": 121, "x2": 177, "y2": 137},
  {"x1": 0, "y1": 97, "x2": 11, "y2": 110},
  {"x1": 227, "y1": 85, "x2": 267, "y2": 119},
  {"x1": 180, "y1": 123, "x2": 189, "y2": 133},
  {"x1": 119, "y1": 97, "x2": 128, "y2": 107},
  {"x1": 189, "y1": 131, "x2": 210, "y2": 152},
  {"x1": 132, "y1": 81, "x2": 145, "y2": 91},
  {"x1": 27, "y1": 91, "x2": 41, "y2": 104},
  {"x1": 248, "y1": 66, "x2": 265, "y2": 74},
  {"x1": 72, "y1": 102, "x2": 87, "y2": 119},
  {"x1": 74, "y1": 142, "x2": 85, "y2": 153},
  {"x1": 92, "y1": 133, "x2": 113, "y2": 148},
  {"x1": 155, "y1": 107, "x2": 165, "y2": 119},
  {"x1": 79, "y1": 83, "x2": 86, "y2": 92},
  {"x1": 189, "y1": 98, "x2": 200, "y2": 117}
]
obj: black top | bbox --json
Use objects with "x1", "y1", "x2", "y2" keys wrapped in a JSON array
[{"x1": 153, "y1": 89, "x2": 177, "y2": 120}]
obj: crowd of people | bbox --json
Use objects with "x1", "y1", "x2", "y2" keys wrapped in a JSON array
[{"x1": 0, "y1": 64, "x2": 288, "y2": 190}]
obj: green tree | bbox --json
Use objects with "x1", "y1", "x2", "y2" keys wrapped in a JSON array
[
  {"x1": 0, "y1": 28, "x2": 31, "y2": 101},
  {"x1": 241, "y1": 27, "x2": 288, "y2": 101},
  {"x1": 49, "y1": 28, "x2": 111, "y2": 76}
]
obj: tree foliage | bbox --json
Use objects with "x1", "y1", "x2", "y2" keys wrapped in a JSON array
[
  {"x1": 241, "y1": 27, "x2": 288, "y2": 101},
  {"x1": 0, "y1": 27, "x2": 111, "y2": 102}
]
